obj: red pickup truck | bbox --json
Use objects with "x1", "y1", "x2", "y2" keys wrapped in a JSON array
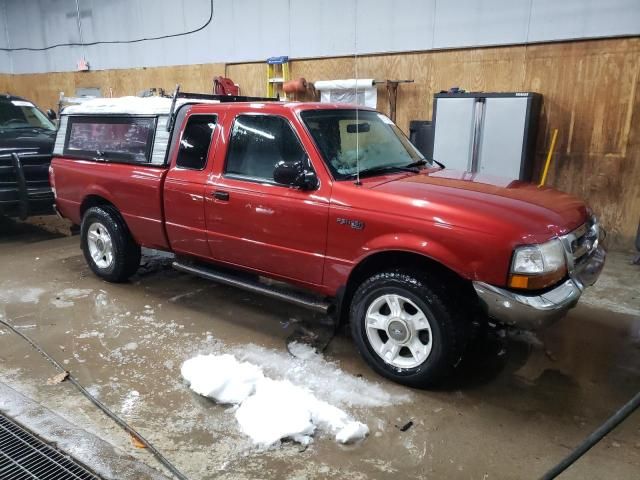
[{"x1": 50, "y1": 90, "x2": 606, "y2": 387}]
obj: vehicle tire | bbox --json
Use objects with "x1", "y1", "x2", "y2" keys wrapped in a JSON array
[
  {"x1": 350, "y1": 269, "x2": 468, "y2": 388},
  {"x1": 81, "y1": 205, "x2": 141, "y2": 283}
]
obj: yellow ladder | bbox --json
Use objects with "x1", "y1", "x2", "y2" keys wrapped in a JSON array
[{"x1": 266, "y1": 56, "x2": 290, "y2": 99}]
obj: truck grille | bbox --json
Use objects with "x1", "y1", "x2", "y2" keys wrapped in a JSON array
[
  {"x1": 0, "y1": 152, "x2": 52, "y2": 190},
  {"x1": 562, "y1": 216, "x2": 600, "y2": 267},
  {"x1": 0, "y1": 413, "x2": 101, "y2": 480}
]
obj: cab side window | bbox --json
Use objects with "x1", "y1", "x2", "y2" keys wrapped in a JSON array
[
  {"x1": 225, "y1": 115, "x2": 306, "y2": 181},
  {"x1": 176, "y1": 115, "x2": 217, "y2": 170}
]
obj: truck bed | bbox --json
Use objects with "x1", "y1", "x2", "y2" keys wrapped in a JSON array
[{"x1": 52, "y1": 158, "x2": 170, "y2": 250}]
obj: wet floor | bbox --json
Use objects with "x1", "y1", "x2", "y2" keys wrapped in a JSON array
[{"x1": 1, "y1": 216, "x2": 639, "y2": 479}]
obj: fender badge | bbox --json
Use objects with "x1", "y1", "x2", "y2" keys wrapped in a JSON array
[{"x1": 337, "y1": 217, "x2": 365, "y2": 230}]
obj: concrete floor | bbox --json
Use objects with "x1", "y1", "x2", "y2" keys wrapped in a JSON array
[{"x1": 0, "y1": 216, "x2": 639, "y2": 480}]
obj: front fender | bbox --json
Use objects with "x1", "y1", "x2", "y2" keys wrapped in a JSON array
[{"x1": 357, "y1": 233, "x2": 472, "y2": 280}]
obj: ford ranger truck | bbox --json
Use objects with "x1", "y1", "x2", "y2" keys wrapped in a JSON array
[
  {"x1": 1, "y1": 94, "x2": 57, "y2": 219},
  {"x1": 50, "y1": 92, "x2": 606, "y2": 387}
]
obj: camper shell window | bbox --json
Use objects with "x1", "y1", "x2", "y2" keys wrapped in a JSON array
[{"x1": 63, "y1": 116, "x2": 157, "y2": 164}]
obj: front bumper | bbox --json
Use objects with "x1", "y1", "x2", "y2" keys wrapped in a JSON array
[{"x1": 473, "y1": 244, "x2": 606, "y2": 330}]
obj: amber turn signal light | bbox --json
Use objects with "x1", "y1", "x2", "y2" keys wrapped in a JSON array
[{"x1": 508, "y1": 267, "x2": 566, "y2": 290}]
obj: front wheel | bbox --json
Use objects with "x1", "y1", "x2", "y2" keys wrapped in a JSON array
[
  {"x1": 81, "y1": 206, "x2": 140, "y2": 283},
  {"x1": 350, "y1": 270, "x2": 468, "y2": 388}
]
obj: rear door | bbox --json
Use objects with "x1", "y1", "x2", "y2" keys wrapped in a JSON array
[
  {"x1": 204, "y1": 113, "x2": 330, "y2": 286},
  {"x1": 164, "y1": 112, "x2": 220, "y2": 258}
]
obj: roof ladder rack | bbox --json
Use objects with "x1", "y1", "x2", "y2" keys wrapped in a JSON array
[{"x1": 166, "y1": 84, "x2": 279, "y2": 131}]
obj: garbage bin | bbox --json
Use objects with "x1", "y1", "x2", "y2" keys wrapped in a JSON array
[{"x1": 409, "y1": 120, "x2": 434, "y2": 160}]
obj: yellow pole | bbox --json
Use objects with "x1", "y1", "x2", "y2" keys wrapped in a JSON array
[{"x1": 539, "y1": 128, "x2": 558, "y2": 187}]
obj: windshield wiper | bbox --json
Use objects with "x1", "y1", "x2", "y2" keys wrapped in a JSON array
[
  {"x1": 405, "y1": 159, "x2": 428, "y2": 169},
  {"x1": 351, "y1": 164, "x2": 418, "y2": 178},
  {"x1": 405, "y1": 158, "x2": 446, "y2": 169}
]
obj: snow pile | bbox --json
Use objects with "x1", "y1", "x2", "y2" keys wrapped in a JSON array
[
  {"x1": 181, "y1": 353, "x2": 369, "y2": 446},
  {"x1": 63, "y1": 96, "x2": 173, "y2": 115},
  {"x1": 181, "y1": 354, "x2": 262, "y2": 405},
  {"x1": 63, "y1": 96, "x2": 224, "y2": 115}
]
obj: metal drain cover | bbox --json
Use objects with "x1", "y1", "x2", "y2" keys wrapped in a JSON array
[{"x1": 0, "y1": 413, "x2": 101, "y2": 479}]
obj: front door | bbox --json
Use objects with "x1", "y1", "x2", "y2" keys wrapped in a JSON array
[{"x1": 205, "y1": 113, "x2": 329, "y2": 286}]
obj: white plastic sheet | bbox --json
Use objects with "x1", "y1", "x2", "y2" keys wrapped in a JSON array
[{"x1": 314, "y1": 79, "x2": 377, "y2": 108}]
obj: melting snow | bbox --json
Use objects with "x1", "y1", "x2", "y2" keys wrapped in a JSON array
[
  {"x1": 287, "y1": 341, "x2": 318, "y2": 360},
  {"x1": 120, "y1": 390, "x2": 140, "y2": 417},
  {"x1": 181, "y1": 353, "x2": 370, "y2": 446},
  {"x1": 0, "y1": 287, "x2": 45, "y2": 304},
  {"x1": 77, "y1": 331, "x2": 104, "y2": 339},
  {"x1": 232, "y1": 343, "x2": 411, "y2": 408},
  {"x1": 51, "y1": 288, "x2": 93, "y2": 308}
]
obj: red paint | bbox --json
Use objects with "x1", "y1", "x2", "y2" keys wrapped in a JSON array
[
  {"x1": 51, "y1": 102, "x2": 590, "y2": 296},
  {"x1": 52, "y1": 159, "x2": 169, "y2": 250}
]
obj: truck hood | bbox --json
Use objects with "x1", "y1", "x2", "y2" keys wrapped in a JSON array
[
  {"x1": 0, "y1": 128, "x2": 56, "y2": 154},
  {"x1": 368, "y1": 168, "x2": 588, "y2": 239}
]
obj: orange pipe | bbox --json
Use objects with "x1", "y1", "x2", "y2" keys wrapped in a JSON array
[{"x1": 283, "y1": 77, "x2": 308, "y2": 94}]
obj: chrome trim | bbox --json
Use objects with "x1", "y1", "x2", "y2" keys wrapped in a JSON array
[
  {"x1": 473, "y1": 279, "x2": 581, "y2": 330},
  {"x1": 475, "y1": 216, "x2": 607, "y2": 330},
  {"x1": 571, "y1": 244, "x2": 606, "y2": 290},
  {"x1": 172, "y1": 260, "x2": 331, "y2": 313},
  {"x1": 559, "y1": 216, "x2": 601, "y2": 272}
]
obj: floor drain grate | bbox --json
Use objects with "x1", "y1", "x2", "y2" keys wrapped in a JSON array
[{"x1": 0, "y1": 413, "x2": 101, "y2": 480}]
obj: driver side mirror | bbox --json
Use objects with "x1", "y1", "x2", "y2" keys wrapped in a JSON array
[
  {"x1": 46, "y1": 109, "x2": 57, "y2": 121},
  {"x1": 273, "y1": 160, "x2": 318, "y2": 190}
]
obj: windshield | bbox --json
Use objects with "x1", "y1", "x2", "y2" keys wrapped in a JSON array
[
  {"x1": 0, "y1": 99, "x2": 56, "y2": 131},
  {"x1": 301, "y1": 109, "x2": 430, "y2": 180}
]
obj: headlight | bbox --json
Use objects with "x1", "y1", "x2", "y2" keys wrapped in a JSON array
[{"x1": 509, "y1": 239, "x2": 566, "y2": 290}]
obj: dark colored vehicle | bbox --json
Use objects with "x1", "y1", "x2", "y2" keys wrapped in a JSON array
[{"x1": 0, "y1": 94, "x2": 56, "y2": 219}]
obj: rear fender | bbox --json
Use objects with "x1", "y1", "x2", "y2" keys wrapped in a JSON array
[{"x1": 78, "y1": 186, "x2": 118, "y2": 219}]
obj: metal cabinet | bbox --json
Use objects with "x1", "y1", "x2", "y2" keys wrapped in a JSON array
[{"x1": 432, "y1": 92, "x2": 541, "y2": 181}]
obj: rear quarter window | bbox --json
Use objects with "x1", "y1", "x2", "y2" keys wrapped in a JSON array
[{"x1": 63, "y1": 116, "x2": 157, "y2": 164}]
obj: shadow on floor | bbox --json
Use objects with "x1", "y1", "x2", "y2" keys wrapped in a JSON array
[{"x1": 0, "y1": 215, "x2": 67, "y2": 244}]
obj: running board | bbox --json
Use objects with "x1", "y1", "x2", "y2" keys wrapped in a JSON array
[{"x1": 172, "y1": 260, "x2": 331, "y2": 314}]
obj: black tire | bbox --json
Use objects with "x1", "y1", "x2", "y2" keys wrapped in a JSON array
[
  {"x1": 81, "y1": 205, "x2": 140, "y2": 283},
  {"x1": 350, "y1": 269, "x2": 469, "y2": 388}
]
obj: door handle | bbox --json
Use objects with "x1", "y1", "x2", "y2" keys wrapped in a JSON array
[{"x1": 213, "y1": 190, "x2": 230, "y2": 201}]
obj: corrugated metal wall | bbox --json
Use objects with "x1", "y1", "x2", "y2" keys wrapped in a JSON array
[{"x1": 1, "y1": 0, "x2": 639, "y2": 74}]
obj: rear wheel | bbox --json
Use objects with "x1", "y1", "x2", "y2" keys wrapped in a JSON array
[
  {"x1": 81, "y1": 206, "x2": 140, "y2": 282},
  {"x1": 350, "y1": 269, "x2": 468, "y2": 387}
]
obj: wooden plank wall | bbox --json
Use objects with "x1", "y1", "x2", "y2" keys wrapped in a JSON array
[
  {"x1": 2, "y1": 38, "x2": 639, "y2": 249},
  {"x1": 0, "y1": 75, "x2": 8, "y2": 92},
  {"x1": 1, "y1": 63, "x2": 226, "y2": 111}
]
